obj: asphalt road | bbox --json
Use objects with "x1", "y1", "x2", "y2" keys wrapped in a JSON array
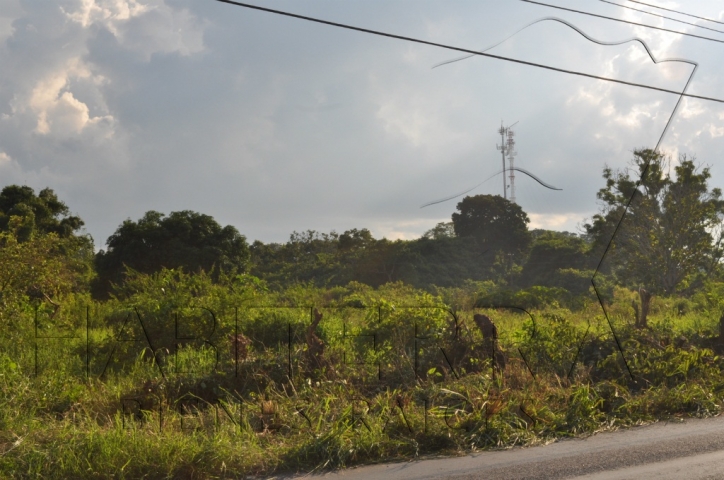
[{"x1": 275, "y1": 415, "x2": 724, "y2": 479}]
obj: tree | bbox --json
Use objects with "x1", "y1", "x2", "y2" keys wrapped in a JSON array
[
  {"x1": 423, "y1": 222, "x2": 455, "y2": 240},
  {"x1": 338, "y1": 228, "x2": 374, "y2": 251},
  {"x1": 521, "y1": 230, "x2": 594, "y2": 293},
  {"x1": 249, "y1": 230, "x2": 341, "y2": 287},
  {"x1": 94, "y1": 210, "x2": 250, "y2": 298},
  {"x1": 0, "y1": 225, "x2": 95, "y2": 327},
  {"x1": 451, "y1": 194, "x2": 531, "y2": 255},
  {"x1": 353, "y1": 238, "x2": 420, "y2": 286},
  {"x1": 0, "y1": 185, "x2": 94, "y2": 309},
  {"x1": 585, "y1": 149, "x2": 724, "y2": 327},
  {"x1": 0, "y1": 185, "x2": 85, "y2": 241}
]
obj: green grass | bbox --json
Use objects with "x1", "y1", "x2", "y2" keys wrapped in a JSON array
[{"x1": 2, "y1": 281, "x2": 724, "y2": 478}]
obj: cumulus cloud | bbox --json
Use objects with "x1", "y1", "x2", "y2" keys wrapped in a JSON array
[
  {"x1": 21, "y1": 59, "x2": 113, "y2": 137},
  {"x1": 61, "y1": 0, "x2": 149, "y2": 30},
  {"x1": 61, "y1": 0, "x2": 206, "y2": 59},
  {"x1": 0, "y1": 152, "x2": 12, "y2": 166}
]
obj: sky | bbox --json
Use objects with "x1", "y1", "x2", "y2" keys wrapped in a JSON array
[{"x1": 0, "y1": 0, "x2": 723, "y2": 248}]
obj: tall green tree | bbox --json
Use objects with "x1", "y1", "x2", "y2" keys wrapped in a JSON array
[
  {"x1": 0, "y1": 186, "x2": 94, "y2": 314},
  {"x1": 452, "y1": 195, "x2": 531, "y2": 253},
  {"x1": 0, "y1": 185, "x2": 86, "y2": 242},
  {"x1": 521, "y1": 230, "x2": 594, "y2": 293},
  {"x1": 451, "y1": 194, "x2": 531, "y2": 275},
  {"x1": 94, "y1": 210, "x2": 250, "y2": 298},
  {"x1": 422, "y1": 222, "x2": 455, "y2": 240},
  {"x1": 586, "y1": 149, "x2": 724, "y2": 327},
  {"x1": 0, "y1": 229, "x2": 89, "y2": 314}
]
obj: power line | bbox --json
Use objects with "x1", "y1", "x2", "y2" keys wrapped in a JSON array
[
  {"x1": 420, "y1": 166, "x2": 560, "y2": 208},
  {"x1": 598, "y1": 0, "x2": 724, "y2": 35},
  {"x1": 213, "y1": 0, "x2": 724, "y2": 104},
  {"x1": 627, "y1": 0, "x2": 724, "y2": 26},
  {"x1": 521, "y1": 0, "x2": 724, "y2": 44},
  {"x1": 434, "y1": 17, "x2": 685, "y2": 77}
]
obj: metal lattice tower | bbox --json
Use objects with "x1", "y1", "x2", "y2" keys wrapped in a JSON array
[
  {"x1": 496, "y1": 123, "x2": 508, "y2": 200},
  {"x1": 506, "y1": 129, "x2": 517, "y2": 204},
  {"x1": 495, "y1": 121, "x2": 518, "y2": 201}
]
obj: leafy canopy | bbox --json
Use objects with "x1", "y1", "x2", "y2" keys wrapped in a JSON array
[
  {"x1": 585, "y1": 149, "x2": 724, "y2": 296},
  {"x1": 0, "y1": 185, "x2": 86, "y2": 242},
  {"x1": 0, "y1": 185, "x2": 94, "y2": 307},
  {"x1": 94, "y1": 210, "x2": 250, "y2": 297},
  {"x1": 451, "y1": 194, "x2": 531, "y2": 256},
  {"x1": 521, "y1": 230, "x2": 593, "y2": 293}
]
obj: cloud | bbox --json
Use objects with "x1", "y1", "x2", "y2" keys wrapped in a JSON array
[
  {"x1": 0, "y1": 152, "x2": 12, "y2": 166},
  {"x1": 528, "y1": 212, "x2": 589, "y2": 233},
  {"x1": 61, "y1": 0, "x2": 207, "y2": 60},
  {"x1": 61, "y1": 0, "x2": 149, "y2": 31},
  {"x1": 23, "y1": 58, "x2": 113, "y2": 137},
  {"x1": 709, "y1": 124, "x2": 724, "y2": 139},
  {"x1": 366, "y1": 218, "x2": 444, "y2": 241}
]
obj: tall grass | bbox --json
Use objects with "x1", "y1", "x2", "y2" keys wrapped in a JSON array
[{"x1": 2, "y1": 275, "x2": 724, "y2": 478}]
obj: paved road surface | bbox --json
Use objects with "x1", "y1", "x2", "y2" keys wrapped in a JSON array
[{"x1": 274, "y1": 415, "x2": 724, "y2": 479}]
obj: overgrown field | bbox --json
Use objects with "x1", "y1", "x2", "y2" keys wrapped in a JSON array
[{"x1": 3, "y1": 270, "x2": 724, "y2": 479}]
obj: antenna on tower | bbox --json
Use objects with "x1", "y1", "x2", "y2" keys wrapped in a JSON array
[
  {"x1": 496, "y1": 120, "x2": 518, "y2": 201},
  {"x1": 421, "y1": 120, "x2": 561, "y2": 209},
  {"x1": 507, "y1": 127, "x2": 517, "y2": 204}
]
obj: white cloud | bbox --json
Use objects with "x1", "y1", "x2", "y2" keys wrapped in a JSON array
[
  {"x1": 62, "y1": 0, "x2": 206, "y2": 60},
  {"x1": 61, "y1": 0, "x2": 149, "y2": 32},
  {"x1": 0, "y1": 152, "x2": 11, "y2": 166},
  {"x1": 0, "y1": 152, "x2": 26, "y2": 182},
  {"x1": 613, "y1": 102, "x2": 659, "y2": 129},
  {"x1": 679, "y1": 98, "x2": 706, "y2": 120},
  {"x1": 710, "y1": 124, "x2": 724, "y2": 138},
  {"x1": 22, "y1": 58, "x2": 114, "y2": 137},
  {"x1": 0, "y1": 0, "x2": 22, "y2": 44},
  {"x1": 528, "y1": 212, "x2": 588, "y2": 233},
  {"x1": 371, "y1": 218, "x2": 441, "y2": 240}
]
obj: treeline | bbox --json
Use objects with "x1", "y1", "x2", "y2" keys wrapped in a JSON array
[
  {"x1": 0, "y1": 184, "x2": 594, "y2": 303},
  {"x1": 2, "y1": 148, "x2": 723, "y2": 327},
  {"x1": 248, "y1": 224, "x2": 594, "y2": 293}
]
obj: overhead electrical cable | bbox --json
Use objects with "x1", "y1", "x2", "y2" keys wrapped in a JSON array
[
  {"x1": 435, "y1": 16, "x2": 673, "y2": 69},
  {"x1": 520, "y1": 0, "x2": 724, "y2": 44},
  {"x1": 420, "y1": 167, "x2": 561, "y2": 208},
  {"x1": 212, "y1": 0, "x2": 724, "y2": 104},
  {"x1": 627, "y1": 0, "x2": 724, "y2": 26},
  {"x1": 598, "y1": 0, "x2": 724, "y2": 35}
]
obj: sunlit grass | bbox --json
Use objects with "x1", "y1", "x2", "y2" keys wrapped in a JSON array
[{"x1": 2, "y1": 283, "x2": 724, "y2": 478}]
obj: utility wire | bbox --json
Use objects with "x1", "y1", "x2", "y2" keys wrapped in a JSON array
[
  {"x1": 435, "y1": 16, "x2": 676, "y2": 71},
  {"x1": 627, "y1": 0, "x2": 724, "y2": 26},
  {"x1": 521, "y1": 0, "x2": 724, "y2": 44},
  {"x1": 598, "y1": 0, "x2": 724, "y2": 35},
  {"x1": 420, "y1": 167, "x2": 561, "y2": 208},
  {"x1": 213, "y1": 0, "x2": 724, "y2": 104}
]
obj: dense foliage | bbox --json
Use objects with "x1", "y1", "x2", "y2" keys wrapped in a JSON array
[
  {"x1": 587, "y1": 150, "x2": 724, "y2": 293},
  {"x1": 0, "y1": 185, "x2": 86, "y2": 241},
  {"x1": 94, "y1": 210, "x2": 250, "y2": 298},
  {"x1": 451, "y1": 193, "x2": 531, "y2": 256},
  {"x1": 586, "y1": 149, "x2": 724, "y2": 326}
]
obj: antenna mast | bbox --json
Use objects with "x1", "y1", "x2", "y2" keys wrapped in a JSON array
[
  {"x1": 496, "y1": 122, "x2": 507, "y2": 200},
  {"x1": 507, "y1": 128, "x2": 517, "y2": 204},
  {"x1": 495, "y1": 121, "x2": 518, "y2": 201}
]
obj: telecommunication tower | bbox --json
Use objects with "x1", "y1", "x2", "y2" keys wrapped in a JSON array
[
  {"x1": 507, "y1": 129, "x2": 517, "y2": 204},
  {"x1": 495, "y1": 121, "x2": 518, "y2": 201}
]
